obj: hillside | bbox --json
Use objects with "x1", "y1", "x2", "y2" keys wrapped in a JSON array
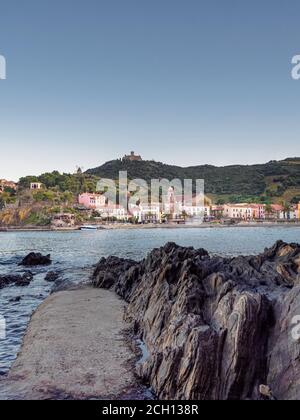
[{"x1": 86, "y1": 157, "x2": 300, "y2": 204}]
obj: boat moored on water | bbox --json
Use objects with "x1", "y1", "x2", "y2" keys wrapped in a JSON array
[{"x1": 79, "y1": 225, "x2": 98, "y2": 231}]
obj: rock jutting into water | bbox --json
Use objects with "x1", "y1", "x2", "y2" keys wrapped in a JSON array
[
  {"x1": 0, "y1": 272, "x2": 34, "y2": 289},
  {"x1": 92, "y1": 240, "x2": 300, "y2": 401},
  {"x1": 19, "y1": 252, "x2": 52, "y2": 266}
]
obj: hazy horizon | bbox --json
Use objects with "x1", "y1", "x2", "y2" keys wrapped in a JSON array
[{"x1": 1, "y1": 0, "x2": 300, "y2": 180}]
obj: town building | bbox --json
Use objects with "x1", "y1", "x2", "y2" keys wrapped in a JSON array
[
  {"x1": 30, "y1": 182, "x2": 43, "y2": 190},
  {"x1": 78, "y1": 192, "x2": 106, "y2": 209},
  {"x1": 181, "y1": 202, "x2": 210, "y2": 218},
  {"x1": 223, "y1": 202, "x2": 299, "y2": 221},
  {"x1": 211, "y1": 205, "x2": 224, "y2": 219},
  {"x1": 163, "y1": 188, "x2": 210, "y2": 219},
  {"x1": 122, "y1": 151, "x2": 143, "y2": 162},
  {"x1": 129, "y1": 203, "x2": 161, "y2": 223},
  {"x1": 289, "y1": 205, "x2": 299, "y2": 220},
  {"x1": 97, "y1": 204, "x2": 128, "y2": 221},
  {"x1": 270, "y1": 204, "x2": 299, "y2": 220},
  {"x1": 249, "y1": 204, "x2": 265, "y2": 219},
  {"x1": 223, "y1": 204, "x2": 265, "y2": 220}
]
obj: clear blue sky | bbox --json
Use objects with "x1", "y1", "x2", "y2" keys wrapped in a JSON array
[{"x1": 0, "y1": 0, "x2": 299, "y2": 180}]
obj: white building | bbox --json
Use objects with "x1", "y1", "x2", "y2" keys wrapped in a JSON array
[
  {"x1": 269, "y1": 204, "x2": 298, "y2": 220},
  {"x1": 129, "y1": 203, "x2": 161, "y2": 223},
  {"x1": 30, "y1": 182, "x2": 42, "y2": 190},
  {"x1": 97, "y1": 204, "x2": 128, "y2": 221},
  {"x1": 163, "y1": 188, "x2": 210, "y2": 218}
]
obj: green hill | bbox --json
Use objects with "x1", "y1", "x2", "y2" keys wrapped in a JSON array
[{"x1": 86, "y1": 157, "x2": 300, "y2": 204}]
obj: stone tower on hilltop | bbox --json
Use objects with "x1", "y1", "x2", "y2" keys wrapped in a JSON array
[{"x1": 123, "y1": 151, "x2": 143, "y2": 162}]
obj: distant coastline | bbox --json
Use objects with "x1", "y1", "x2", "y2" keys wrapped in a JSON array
[{"x1": 1, "y1": 221, "x2": 300, "y2": 233}]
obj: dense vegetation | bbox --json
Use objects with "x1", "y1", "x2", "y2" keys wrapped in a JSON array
[
  {"x1": 86, "y1": 157, "x2": 300, "y2": 203},
  {"x1": 18, "y1": 171, "x2": 99, "y2": 194}
]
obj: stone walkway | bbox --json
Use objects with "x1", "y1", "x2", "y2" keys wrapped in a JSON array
[{"x1": 0, "y1": 288, "x2": 144, "y2": 400}]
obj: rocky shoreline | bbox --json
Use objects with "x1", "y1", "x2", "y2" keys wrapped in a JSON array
[
  {"x1": 1, "y1": 241, "x2": 300, "y2": 400},
  {"x1": 92, "y1": 240, "x2": 300, "y2": 400}
]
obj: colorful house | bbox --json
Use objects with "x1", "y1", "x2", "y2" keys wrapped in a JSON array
[
  {"x1": 78, "y1": 192, "x2": 106, "y2": 209},
  {"x1": 223, "y1": 204, "x2": 265, "y2": 220}
]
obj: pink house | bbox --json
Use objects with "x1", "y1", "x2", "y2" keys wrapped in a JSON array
[
  {"x1": 78, "y1": 193, "x2": 106, "y2": 209},
  {"x1": 249, "y1": 204, "x2": 265, "y2": 219}
]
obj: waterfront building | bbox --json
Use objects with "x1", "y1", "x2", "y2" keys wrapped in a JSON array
[
  {"x1": 163, "y1": 190, "x2": 210, "y2": 218},
  {"x1": 97, "y1": 204, "x2": 128, "y2": 221},
  {"x1": 211, "y1": 205, "x2": 224, "y2": 219},
  {"x1": 129, "y1": 203, "x2": 161, "y2": 223},
  {"x1": 223, "y1": 204, "x2": 265, "y2": 220}
]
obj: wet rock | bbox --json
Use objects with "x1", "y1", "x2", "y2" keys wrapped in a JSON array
[
  {"x1": 92, "y1": 256, "x2": 139, "y2": 299},
  {"x1": 15, "y1": 272, "x2": 34, "y2": 287},
  {"x1": 92, "y1": 240, "x2": 300, "y2": 400},
  {"x1": 45, "y1": 271, "x2": 60, "y2": 282},
  {"x1": 0, "y1": 272, "x2": 34, "y2": 289},
  {"x1": 9, "y1": 296, "x2": 22, "y2": 303},
  {"x1": 19, "y1": 252, "x2": 51, "y2": 267}
]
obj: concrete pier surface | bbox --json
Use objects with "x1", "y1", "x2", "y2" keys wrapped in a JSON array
[{"x1": 0, "y1": 288, "x2": 144, "y2": 400}]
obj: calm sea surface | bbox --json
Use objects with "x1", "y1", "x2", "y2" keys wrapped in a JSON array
[{"x1": 0, "y1": 227, "x2": 300, "y2": 375}]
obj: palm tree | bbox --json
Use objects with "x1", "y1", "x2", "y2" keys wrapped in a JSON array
[
  {"x1": 282, "y1": 201, "x2": 291, "y2": 220},
  {"x1": 265, "y1": 204, "x2": 273, "y2": 219}
]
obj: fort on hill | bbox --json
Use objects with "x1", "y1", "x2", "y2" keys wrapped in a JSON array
[{"x1": 122, "y1": 151, "x2": 142, "y2": 162}]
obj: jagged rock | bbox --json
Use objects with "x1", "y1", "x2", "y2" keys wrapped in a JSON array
[
  {"x1": 19, "y1": 253, "x2": 51, "y2": 266},
  {"x1": 92, "y1": 240, "x2": 300, "y2": 400},
  {"x1": 0, "y1": 272, "x2": 33, "y2": 289},
  {"x1": 15, "y1": 272, "x2": 34, "y2": 287}
]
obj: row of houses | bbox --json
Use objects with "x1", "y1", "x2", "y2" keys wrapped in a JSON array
[
  {"x1": 78, "y1": 192, "x2": 300, "y2": 223},
  {"x1": 214, "y1": 203, "x2": 300, "y2": 221},
  {"x1": 78, "y1": 191, "x2": 210, "y2": 223}
]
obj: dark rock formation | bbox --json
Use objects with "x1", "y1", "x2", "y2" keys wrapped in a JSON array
[
  {"x1": 19, "y1": 252, "x2": 51, "y2": 266},
  {"x1": 45, "y1": 271, "x2": 60, "y2": 282},
  {"x1": 92, "y1": 240, "x2": 300, "y2": 400},
  {"x1": 9, "y1": 296, "x2": 22, "y2": 303},
  {"x1": 0, "y1": 272, "x2": 34, "y2": 289}
]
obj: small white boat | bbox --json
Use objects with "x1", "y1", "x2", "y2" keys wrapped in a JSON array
[{"x1": 80, "y1": 225, "x2": 98, "y2": 231}]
